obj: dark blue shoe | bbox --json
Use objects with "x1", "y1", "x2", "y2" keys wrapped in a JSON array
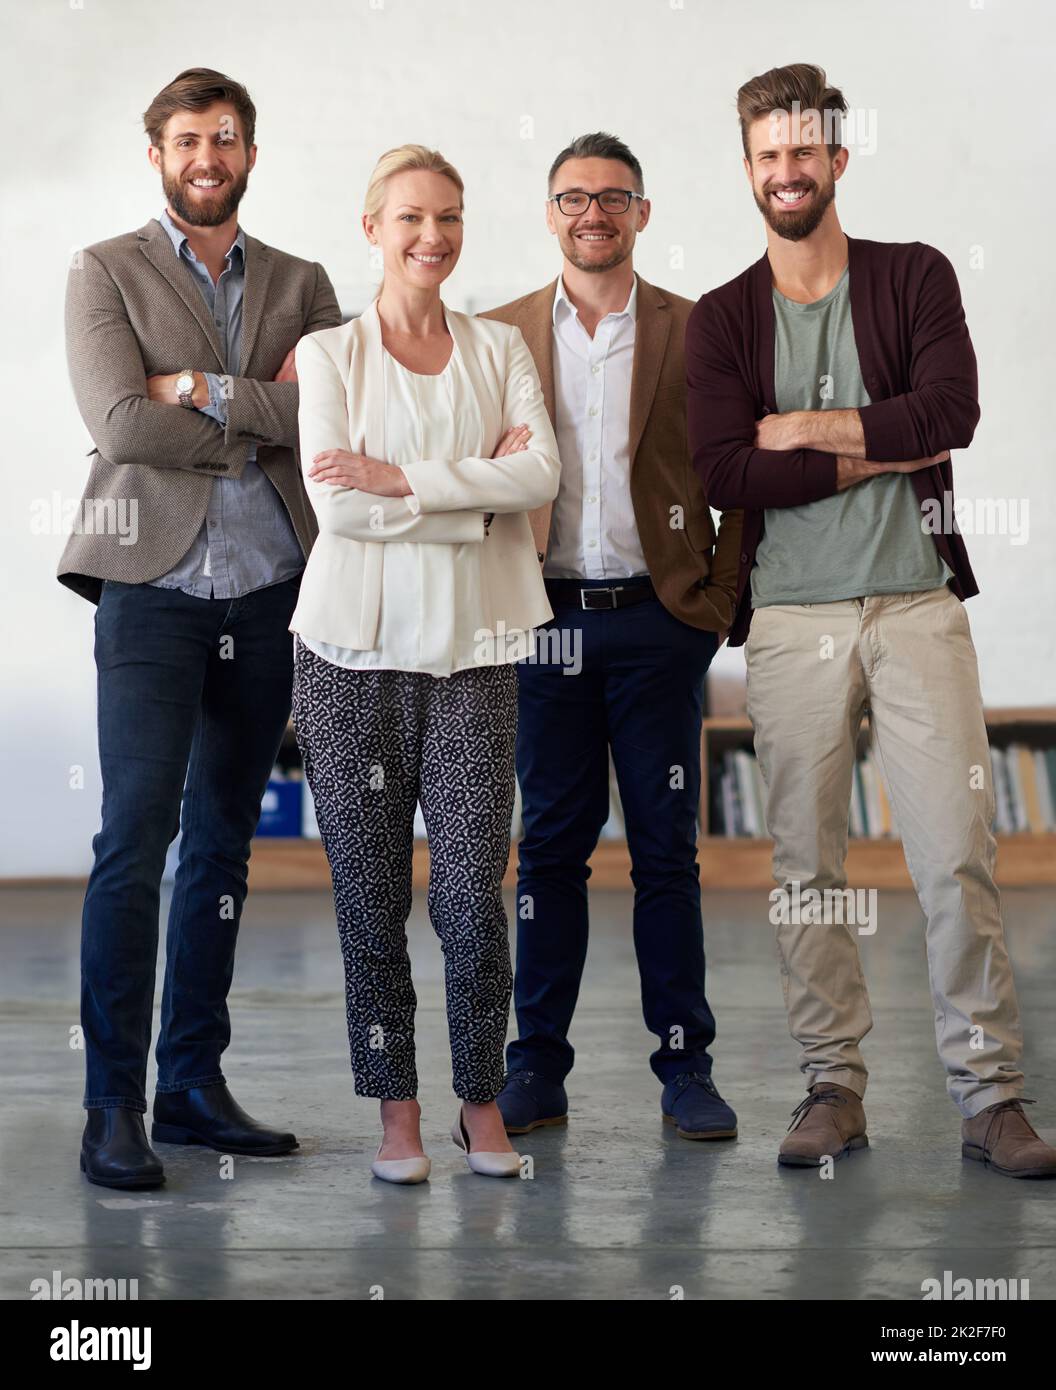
[
  {"x1": 495, "y1": 1070, "x2": 568, "y2": 1135},
  {"x1": 661, "y1": 1073, "x2": 738, "y2": 1140}
]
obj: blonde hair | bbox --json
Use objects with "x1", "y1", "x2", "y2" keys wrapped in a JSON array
[
  {"x1": 364, "y1": 144, "x2": 465, "y2": 220},
  {"x1": 364, "y1": 145, "x2": 464, "y2": 299}
]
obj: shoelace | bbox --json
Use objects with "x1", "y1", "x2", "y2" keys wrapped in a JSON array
[
  {"x1": 505, "y1": 1070, "x2": 536, "y2": 1088},
  {"x1": 673, "y1": 1072, "x2": 719, "y2": 1097},
  {"x1": 980, "y1": 1098, "x2": 1035, "y2": 1156},
  {"x1": 787, "y1": 1087, "x2": 847, "y2": 1134}
]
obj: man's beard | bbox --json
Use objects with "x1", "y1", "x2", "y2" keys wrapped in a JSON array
[
  {"x1": 560, "y1": 228, "x2": 631, "y2": 274},
  {"x1": 755, "y1": 177, "x2": 835, "y2": 242},
  {"x1": 163, "y1": 165, "x2": 248, "y2": 227}
]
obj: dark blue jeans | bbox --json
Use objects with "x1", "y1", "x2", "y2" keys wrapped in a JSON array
[
  {"x1": 509, "y1": 580, "x2": 719, "y2": 1085},
  {"x1": 81, "y1": 575, "x2": 301, "y2": 1111}
]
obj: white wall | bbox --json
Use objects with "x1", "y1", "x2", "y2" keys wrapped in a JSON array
[{"x1": 3, "y1": 0, "x2": 1053, "y2": 876}]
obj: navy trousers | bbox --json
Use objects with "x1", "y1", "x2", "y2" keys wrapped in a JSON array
[
  {"x1": 80, "y1": 575, "x2": 300, "y2": 1110},
  {"x1": 509, "y1": 578, "x2": 720, "y2": 1085}
]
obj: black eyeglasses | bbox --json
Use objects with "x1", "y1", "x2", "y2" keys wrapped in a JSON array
[{"x1": 548, "y1": 188, "x2": 644, "y2": 215}]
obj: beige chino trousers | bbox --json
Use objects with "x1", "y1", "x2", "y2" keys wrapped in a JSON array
[{"x1": 745, "y1": 585, "x2": 1024, "y2": 1117}]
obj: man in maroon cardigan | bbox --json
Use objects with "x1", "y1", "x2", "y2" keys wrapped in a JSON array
[{"x1": 686, "y1": 62, "x2": 1056, "y2": 1179}]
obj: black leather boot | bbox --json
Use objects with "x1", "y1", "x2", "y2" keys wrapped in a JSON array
[
  {"x1": 81, "y1": 1108, "x2": 165, "y2": 1189},
  {"x1": 152, "y1": 1083, "x2": 298, "y2": 1156}
]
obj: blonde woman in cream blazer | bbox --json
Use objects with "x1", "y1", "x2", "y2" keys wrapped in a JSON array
[
  {"x1": 290, "y1": 298, "x2": 558, "y2": 658},
  {"x1": 289, "y1": 145, "x2": 560, "y2": 1185}
]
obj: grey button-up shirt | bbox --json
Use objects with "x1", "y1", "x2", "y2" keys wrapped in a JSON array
[{"x1": 147, "y1": 208, "x2": 305, "y2": 599}]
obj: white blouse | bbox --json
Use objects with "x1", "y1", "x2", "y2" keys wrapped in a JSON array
[{"x1": 301, "y1": 344, "x2": 534, "y2": 677}]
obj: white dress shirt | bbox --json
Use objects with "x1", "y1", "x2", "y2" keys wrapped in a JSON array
[{"x1": 545, "y1": 274, "x2": 648, "y2": 580}]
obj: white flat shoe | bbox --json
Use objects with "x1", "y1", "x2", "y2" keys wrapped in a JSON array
[
  {"x1": 370, "y1": 1143, "x2": 431, "y2": 1185},
  {"x1": 451, "y1": 1107, "x2": 521, "y2": 1178}
]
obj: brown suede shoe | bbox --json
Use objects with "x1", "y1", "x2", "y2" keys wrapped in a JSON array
[
  {"x1": 778, "y1": 1083, "x2": 868, "y2": 1167},
  {"x1": 962, "y1": 1099, "x2": 1056, "y2": 1179}
]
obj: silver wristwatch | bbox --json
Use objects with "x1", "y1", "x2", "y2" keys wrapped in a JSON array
[{"x1": 175, "y1": 370, "x2": 196, "y2": 408}]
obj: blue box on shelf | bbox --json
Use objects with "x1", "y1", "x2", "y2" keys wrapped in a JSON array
[{"x1": 257, "y1": 774, "x2": 303, "y2": 838}]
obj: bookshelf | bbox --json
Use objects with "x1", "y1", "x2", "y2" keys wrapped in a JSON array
[
  {"x1": 248, "y1": 706, "x2": 1056, "y2": 892},
  {"x1": 697, "y1": 707, "x2": 1056, "y2": 889}
]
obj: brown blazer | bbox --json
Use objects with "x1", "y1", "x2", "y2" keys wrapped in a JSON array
[
  {"x1": 58, "y1": 217, "x2": 342, "y2": 604},
  {"x1": 479, "y1": 274, "x2": 742, "y2": 631}
]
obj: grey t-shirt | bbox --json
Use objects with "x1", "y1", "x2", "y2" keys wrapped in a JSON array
[{"x1": 751, "y1": 266, "x2": 950, "y2": 607}]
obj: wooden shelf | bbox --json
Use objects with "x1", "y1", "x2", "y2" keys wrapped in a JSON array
[
  {"x1": 247, "y1": 706, "x2": 1056, "y2": 892},
  {"x1": 7, "y1": 716, "x2": 1048, "y2": 893},
  {"x1": 247, "y1": 830, "x2": 1055, "y2": 893},
  {"x1": 982, "y1": 708, "x2": 1056, "y2": 727},
  {"x1": 701, "y1": 708, "x2": 1056, "y2": 731},
  {"x1": 248, "y1": 837, "x2": 639, "y2": 892},
  {"x1": 695, "y1": 832, "x2": 1056, "y2": 890}
]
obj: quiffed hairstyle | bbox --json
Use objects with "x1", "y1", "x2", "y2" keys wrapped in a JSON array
[
  {"x1": 736, "y1": 63, "x2": 847, "y2": 159},
  {"x1": 547, "y1": 132, "x2": 644, "y2": 195},
  {"x1": 143, "y1": 67, "x2": 257, "y2": 149},
  {"x1": 363, "y1": 144, "x2": 465, "y2": 220}
]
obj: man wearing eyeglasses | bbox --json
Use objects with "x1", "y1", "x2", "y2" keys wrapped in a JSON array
[{"x1": 480, "y1": 133, "x2": 743, "y2": 1141}]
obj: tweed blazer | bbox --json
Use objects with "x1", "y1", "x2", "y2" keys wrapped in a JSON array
[{"x1": 58, "y1": 216, "x2": 342, "y2": 603}]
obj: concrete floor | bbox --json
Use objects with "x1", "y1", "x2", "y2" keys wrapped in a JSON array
[{"x1": 2, "y1": 884, "x2": 1056, "y2": 1301}]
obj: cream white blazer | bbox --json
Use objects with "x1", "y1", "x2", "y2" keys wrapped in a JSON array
[{"x1": 288, "y1": 299, "x2": 561, "y2": 652}]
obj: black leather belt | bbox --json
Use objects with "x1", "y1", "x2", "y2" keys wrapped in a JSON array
[{"x1": 545, "y1": 578, "x2": 656, "y2": 611}]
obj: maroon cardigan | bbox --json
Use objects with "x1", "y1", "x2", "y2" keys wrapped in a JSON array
[{"x1": 685, "y1": 236, "x2": 980, "y2": 646}]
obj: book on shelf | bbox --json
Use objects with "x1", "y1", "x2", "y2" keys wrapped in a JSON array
[
  {"x1": 989, "y1": 742, "x2": 1056, "y2": 834},
  {"x1": 733, "y1": 749, "x2": 764, "y2": 836},
  {"x1": 257, "y1": 727, "x2": 1056, "y2": 844},
  {"x1": 1036, "y1": 748, "x2": 1056, "y2": 832},
  {"x1": 710, "y1": 746, "x2": 895, "y2": 840},
  {"x1": 990, "y1": 747, "x2": 1014, "y2": 834},
  {"x1": 1018, "y1": 745, "x2": 1044, "y2": 833},
  {"x1": 706, "y1": 741, "x2": 1056, "y2": 839},
  {"x1": 719, "y1": 758, "x2": 743, "y2": 838}
]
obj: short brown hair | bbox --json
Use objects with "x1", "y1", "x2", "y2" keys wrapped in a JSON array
[
  {"x1": 736, "y1": 63, "x2": 847, "y2": 160},
  {"x1": 547, "y1": 132, "x2": 644, "y2": 195},
  {"x1": 143, "y1": 67, "x2": 257, "y2": 150}
]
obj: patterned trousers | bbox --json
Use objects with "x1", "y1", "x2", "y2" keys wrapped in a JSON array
[{"x1": 292, "y1": 637, "x2": 518, "y2": 1102}]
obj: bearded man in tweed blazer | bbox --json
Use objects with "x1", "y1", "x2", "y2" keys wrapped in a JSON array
[{"x1": 61, "y1": 68, "x2": 341, "y2": 1190}]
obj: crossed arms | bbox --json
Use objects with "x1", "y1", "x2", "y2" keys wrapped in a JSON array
[
  {"x1": 65, "y1": 250, "x2": 340, "y2": 477},
  {"x1": 294, "y1": 328, "x2": 561, "y2": 545},
  {"x1": 686, "y1": 249, "x2": 979, "y2": 510}
]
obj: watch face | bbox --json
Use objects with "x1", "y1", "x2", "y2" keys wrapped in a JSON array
[{"x1": 176, "y1": 373, "x2": 194, "y2": 393}]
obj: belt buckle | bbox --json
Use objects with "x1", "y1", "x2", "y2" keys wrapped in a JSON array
[{"x1": 581, "y1": 586, "x2": 618, "y2": 610}]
